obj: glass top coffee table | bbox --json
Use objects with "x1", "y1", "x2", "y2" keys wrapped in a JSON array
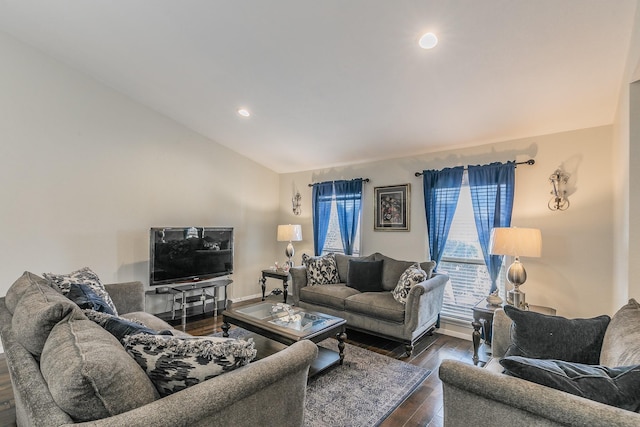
[{"x1": 222, "y1": 301, "x2": 347, "y2": 377}]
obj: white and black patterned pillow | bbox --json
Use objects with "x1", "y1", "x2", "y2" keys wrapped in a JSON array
[
  {"x1": 392, "y1": 263, "x2": 427, "y2": 304},
  {"x1": 123, "y1": 334, "x2": 257, "y2": 396},
  {"x1": 302, "y1": 253, "x2": 339, "y2": 286},
  {"x1": 44, "y1": 267, "x2": 118, "y2": 315}
]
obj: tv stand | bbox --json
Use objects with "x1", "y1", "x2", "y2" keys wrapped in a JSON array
[{"x1": 169, "y1": 279, "x2": 232, "y2": 330}]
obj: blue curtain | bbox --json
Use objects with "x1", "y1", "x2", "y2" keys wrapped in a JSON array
[
  {"x1": 312, "y1": 181, "x2": 334, "y2": 256},
  {"x1": 468, "y1": 162, "x2": 515, "y2": 292},
  {"x1": 423, "y1": 167, "x2": 464, "y2": 267},
  {"x1": 334, "y1": 179, "x2": 363, "y2": 255}
]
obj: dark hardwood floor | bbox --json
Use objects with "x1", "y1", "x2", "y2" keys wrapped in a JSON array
[{"x1": 0, "y1": 299, "x2": 474, "y2": 426}]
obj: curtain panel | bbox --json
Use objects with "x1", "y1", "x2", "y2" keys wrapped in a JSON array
[
  {"x1": 422, "y1": 167, "x2": 465, "y2": 268},
  {"x1": 311, "y1": 182, "x2": 334, "y2": 256},
  {"x1": 334, "y1": 179, "x2": 363, "y2": 255}
]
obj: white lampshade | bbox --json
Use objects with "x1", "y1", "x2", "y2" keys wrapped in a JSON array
[
  {"x1": 277, "y1": 224, "x2": 303, "y2": 242},
  {"x1": 489, "y1": 227, "x2": 542, "y2": 258}
]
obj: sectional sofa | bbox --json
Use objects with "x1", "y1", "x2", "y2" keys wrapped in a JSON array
[{"x1": 0, "y1": 271, "x2": 317, "y2": 426}]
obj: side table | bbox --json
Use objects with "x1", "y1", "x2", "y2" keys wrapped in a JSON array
[
  {"x1": 260, "y1": 269, "x2": 289, "y2": 303},
  {"x1": 471, "y1": 300, "x2": 556, "y2": 366}
]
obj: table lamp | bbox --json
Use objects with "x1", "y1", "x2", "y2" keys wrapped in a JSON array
[
  {"x1": 489, "y1": 227, "x2": 542, "y2": 309},
  {"x1": 277, "y1": 224, "x2": 303, "y2": 267}
]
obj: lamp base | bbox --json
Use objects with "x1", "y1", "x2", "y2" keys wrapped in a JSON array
[
  {"x1": 285, "y1": 242, "x2": 295, "y2": 267},
  {"x1": 508, "y1": 289, "x2": 526, "y2": 309}
]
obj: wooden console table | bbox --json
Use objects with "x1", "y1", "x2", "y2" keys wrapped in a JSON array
[
  {"x1": 260, "y1": 269, "x2": 289, "y2": 303},
  {"x1": 472, "y1": 300, "x2": 555, "y2": 366}
]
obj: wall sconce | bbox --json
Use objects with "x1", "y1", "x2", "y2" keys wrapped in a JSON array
[
  {"x1": 548, "y1": 169, "x2": 570, "y2": 211},
  {"x1": 292, "y1": 191, "x2": 302, "y2": 216}
]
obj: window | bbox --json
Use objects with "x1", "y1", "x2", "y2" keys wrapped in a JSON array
[
  {"x1": 321, "y1": 197, "x2": 361, "y2": 255},
  {"x1": 437, "y1": 175, "x2": 505, "y2": 322}
]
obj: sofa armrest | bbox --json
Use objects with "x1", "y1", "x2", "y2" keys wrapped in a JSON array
[
  {"x1": 491, "y1": 308, "x2": 512, "y2": 358},
  {"x1": 289, "y1": 266, "x2": 307, "y2": 305},
  {"x1": 404, "y1": 273, "x2": 447, "y2": 332},
  {"x1": 104, "y1": 281, "x2": 145, "y2": 315},
  {"x1": 75, "y1": 340, "x2": 318, "y2": 427},
  {"x1": 439, "y1": 359, "x2": 640, "y2": 427}
]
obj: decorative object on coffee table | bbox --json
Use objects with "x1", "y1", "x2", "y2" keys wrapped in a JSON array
[{"x1": 489, "y1": 227, "x2": 542, "y2": 309}]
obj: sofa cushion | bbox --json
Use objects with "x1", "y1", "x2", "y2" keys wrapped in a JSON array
[
  {"x1": 504, "y1": 305, "x2": 610, "y2": 364},
  {"x1": 44, "y1": 267, "x2": 118, "y2": 315},
  {"x1": 600, "y1": 299, "x2": 640, "y2": 367},
  {"x1": 346, "y1": 259, "x2": 384, "y2": 292},
  {"x1": 345, "y1": 292, "x2": 405, "y2": 323},
  {"x1": 302, "y1": 253, "x2": 339, "y2": 286},
  {"x1": 500, "y1": 356, "x2": 640, "y2": 412},
  {"x1": 299, "y1": 284, "x2": 360, "y2": 310},
  {"x1": 334, "y1": 253, "x2": 375, "y2": 283},
  {"x1": 419, "y1": 260, "x2": 437, "y2": 278},
  {"x1": 123, "y1": 334, "x2": 257, "y2": 397},
  {"x1": 5, "y1": 271, "x2": 52, "y2": 315},
  {"x1": 12, "y1": 282, "x2": 84, "y2": 357},
  {"x1": 40, "y1": 316, "x2": 159, "y2": 422},
  {"x1": 66, "y1": 283, "x2": 116, "y2": 315},
  {"x1": 83, "y1": 309, "x2": 172, "y2": 344},
  {"x1": 372, "y1": 253, "x2": 417, "y2": 291},
  {"x1": 392, "y1": 263, "x2": 428, "y2": 304}
]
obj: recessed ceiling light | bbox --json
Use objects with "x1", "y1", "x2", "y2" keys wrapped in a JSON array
[
  {"x1": 418, "y1": 32, "x2": 438, "y2": 49},
  {"x1": 237, "y1": 108, "x2": 251, "y2": 117}
]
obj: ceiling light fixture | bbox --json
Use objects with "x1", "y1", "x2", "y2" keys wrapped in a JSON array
[
  {"x1": 237, "y1": 108, "x2": 251, "y2": 117},
  {"x1": 418, "y1": 32, "x2": 438, "y2": 49}
]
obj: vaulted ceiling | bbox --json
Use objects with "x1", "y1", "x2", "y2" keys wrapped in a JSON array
[{"x1": 0, "y1": 1, "x2": 637, "y2": 173}]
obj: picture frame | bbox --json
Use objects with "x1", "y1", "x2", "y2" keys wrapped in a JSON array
[{"x1": 374, "y1": 184, "x2": 410, "y2": 231}]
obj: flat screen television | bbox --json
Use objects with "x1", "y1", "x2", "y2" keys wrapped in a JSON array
[{"x1": 149, "y1": 227, "x2": 234, "y2": 286}]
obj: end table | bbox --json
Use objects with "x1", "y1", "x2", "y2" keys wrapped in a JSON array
[
  {"x1": 472, "y1": 300, "x2": 556, "y2": 366},
  {"x1": 260, "y1": 269, "x2": 289, "y2": 303}
]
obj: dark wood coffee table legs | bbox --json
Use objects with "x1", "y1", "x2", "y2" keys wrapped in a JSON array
[{"x1": 336, "y1": 330, "x2": 347, "y2": 365}]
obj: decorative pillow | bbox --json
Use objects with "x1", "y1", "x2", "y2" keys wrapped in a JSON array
[
  {"x1": 346, "y1": 259, "x2": 384, "y2": 292},
  {"x1": 5, "y1": 271, "x2": 50, "y2": 315},
  {"x1": 44, "y1": 267, "x2": 118, "y2": 315},
  {"x1": 500, "y1": 356, "x2": 640, "y2": 412},
  {"x1": 372, "y1": 253, "x2": 417, "y2": 291},
  {"x1": 503, "y1": 305, "x2": 610, "y2": 364},
  {"x1": 123, "y1": 334, "x2": 257, "y2": 397},
  {"x1": 392, "y1": 263, "x2": 428, "y2": 305},
  {"x1": 66, "y1": 283, "x2": 116, "y2": 315},
  {"x1": 600, "y1": 299, "x2": 640, "y2": 367},
  {"x1": 12, "y1": 283, "x2": 84, "y2": 357},
  {"x1": 334, "y1": 253, "x2": 375, "y2": 283},
  {"x1": 83, "y1": 309, "x2": 171, "y2": 344},
  {"x1": 302, "y1": 253, "x2": 339, "y2": 286},
  {"x1": 40, "y1": 316, "x2": 158, "y2": 422}
]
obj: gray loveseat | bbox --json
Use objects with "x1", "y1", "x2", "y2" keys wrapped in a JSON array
[
  {"x1": 0, "y1": 271, "x2": 317, "y2": 427},
  {"x1": 290, "y1": 252, "x2": 448, "y2": 356},
  {"x1": 439, "y1": 300, "x2": 640, "y2": 427}
]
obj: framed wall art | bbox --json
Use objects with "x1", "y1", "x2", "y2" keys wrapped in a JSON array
[{"x1": 374, "y1": 184, "x2": 410, "y2": 231}]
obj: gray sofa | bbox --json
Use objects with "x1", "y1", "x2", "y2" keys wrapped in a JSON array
[
  {"x1": 439, "y1": 300, "x2": 640, "y2": 427},
  {"x1": 290, "y1": 252, "x2": 448, "y2": 356},
  {"x1": 1, "y1": 271, "x2": 318, "y2": 427}
]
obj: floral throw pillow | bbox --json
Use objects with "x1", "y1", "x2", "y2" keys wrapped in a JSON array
[
  {"x1": 123, "y1": 334, "x2": 257, "y2": 396},
  {"x1": 392, "y1": 263, "x2": 427, "y2": 304},
  {"x1": 44, "y1": 267, "x2": 118, "y2": 315},
  {"x1": 302, "y1": 253, "x2": 339, "y2": 286}
]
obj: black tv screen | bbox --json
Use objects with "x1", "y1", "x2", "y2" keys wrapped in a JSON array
[{"x1": 149, "y1": 227, "x2": 234, "y2": 286}]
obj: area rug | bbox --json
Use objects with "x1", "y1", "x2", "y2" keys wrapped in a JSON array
[{"x1": 213, "y1": 328, "x2": 432, "y2": 427}]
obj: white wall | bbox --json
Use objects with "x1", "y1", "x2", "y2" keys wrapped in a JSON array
[
  {"x1": 280, "y1": 125, "x2": 615, "y2": 337},
  {"x1": 0, "y1": 32, "x2": 280, "y2": 302}
]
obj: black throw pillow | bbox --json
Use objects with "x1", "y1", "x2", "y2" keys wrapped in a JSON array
[
  {"x1": 83, "y1": 310, "x2": 172, "y2": 344},
  {"x1": 503, "y1": 305, "x2": 610, "y2": 364},
  {"x1": 346, "y1": 259, "x2": 384, "y2": 292},
  {"x1": 500, "y1": 356, "x2": 640, "y2": 412},
  {"x1": 66, "y1": 283, "x2": 116, "y2": 315}
]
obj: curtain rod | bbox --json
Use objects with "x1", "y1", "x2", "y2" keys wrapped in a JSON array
[
  {"x1": 414, "y1": 159, "x2": 535, "y2": 177},
  {"x1": 308, "y1": 178, "x2": 370, "y2": 187}
]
